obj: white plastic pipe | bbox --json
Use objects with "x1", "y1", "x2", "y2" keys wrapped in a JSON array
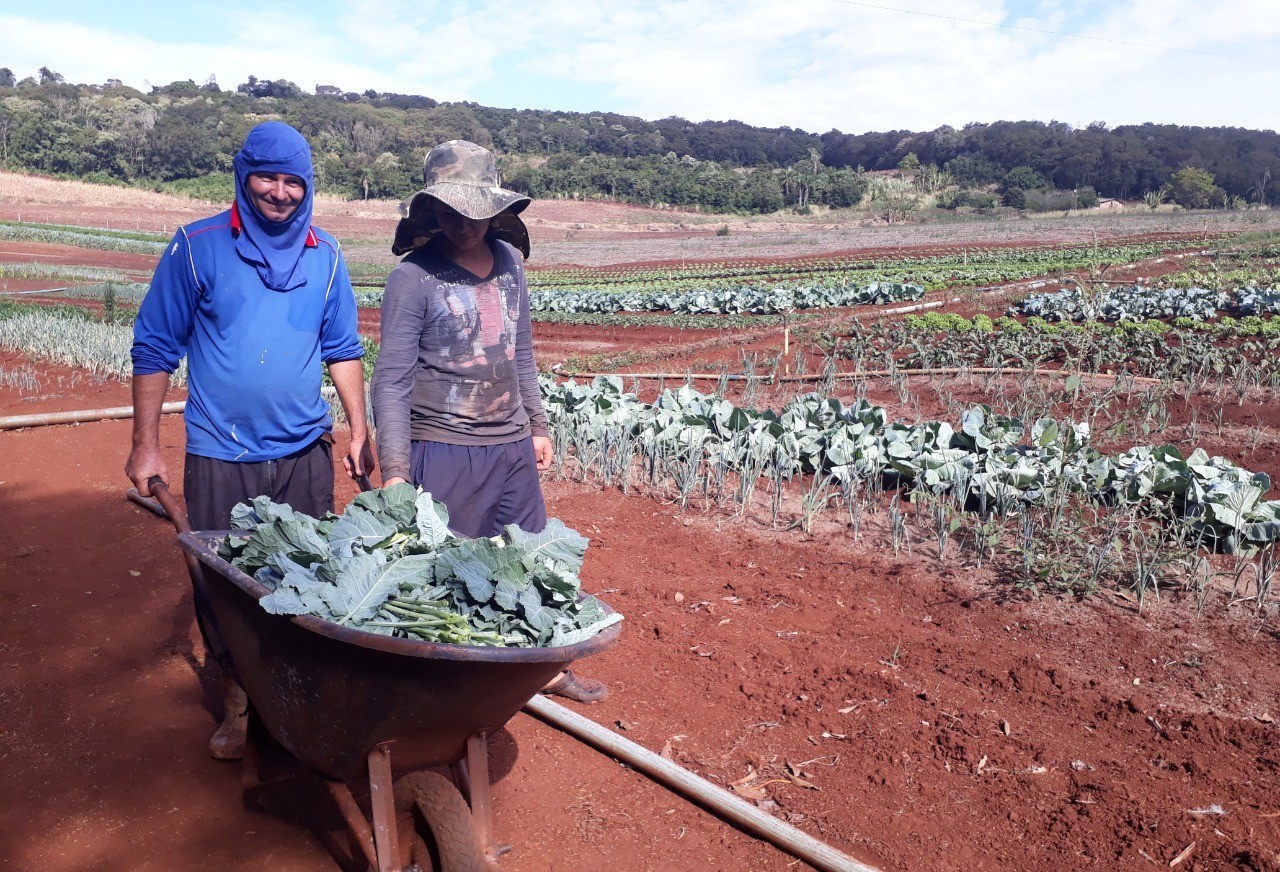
[
  {"x1": 555, "y1": 367, "x2": 1162, "y2": 386},
  {"x1": 523, "y1": 694, "x2": 885, "y2": 872},
  {"x1": 0, "y1": 400, "x2": 186, "y2": 430}
]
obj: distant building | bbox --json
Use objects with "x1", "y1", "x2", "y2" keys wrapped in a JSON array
[{"x1": 1096, "y1": 198, "x2": 1124, "y2": 210}]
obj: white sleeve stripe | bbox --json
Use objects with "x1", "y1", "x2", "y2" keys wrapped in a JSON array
[
  {"x1": 180, "y1": 227, "x2": 204, "y2": 295},
  {"x1": 326, "y1": 246, "x2": 338, "y2": 302}
]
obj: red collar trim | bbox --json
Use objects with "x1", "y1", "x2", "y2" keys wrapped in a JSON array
[{"x1": 230, "y1": 202, "x2": 318, "y2": 247}]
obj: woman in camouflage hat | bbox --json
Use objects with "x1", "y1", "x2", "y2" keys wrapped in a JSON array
[
  {"x1": 390, "y1": 140, "x2": 532, "y2": 259},
  {"x1": 371, "y1": 140, "x2": 607, "y2": 702}
]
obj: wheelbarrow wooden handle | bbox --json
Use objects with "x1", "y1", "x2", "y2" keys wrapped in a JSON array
[
  {"x1": 146, "y1": 476, "x2": 193, "y2": 534},
  {"x1": 347, "y1": 455, "x2": 375, "y2": 493},
  {"x1": 139, "y1": 477, "x2": 235, "y2": 675}
]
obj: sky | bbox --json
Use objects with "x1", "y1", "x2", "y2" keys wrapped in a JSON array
[{"x1": 1, "y1": 0, "x2": 1278, "y2": 134}]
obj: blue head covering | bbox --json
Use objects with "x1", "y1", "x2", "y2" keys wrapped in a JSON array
[{"x1": 232, "y1": 121, "x2": 315, "y2": 292}]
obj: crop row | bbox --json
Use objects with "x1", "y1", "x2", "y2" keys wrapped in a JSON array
[
  {"x1": 1013, "y1": 285, "x2": 1280, "y2": 322},
  {"x1": 541, "y1": 375, "x2": 1280, "y2": 553},
  {"x1": 0, "y1": 222, "x2": 168, "y2": 255},
  {"x1": 530, "y1": 311, "x2": 832, "y2": 329},
  {"x1": 530, "y1": 281, "x2": 924, "y2": 315},
  {"x1": 1162, "y1": 265, "x2": 1280, "y2": 291},
  {"x1": 528, "y1": 240, "x2": 1206, "y2": 289},
  {"x1": 819, "y1": 316, "x2": 1280, "y2": 392},
  {"x1": 0, "y1": 309, "x2": 142, "y2": 381},
  {"x1": 545, "y1": 242, "x2": 1199, "y2": 297},
  {"x1": 0, "y1": 263, "x2": 134, "y2": 283},
  {"x1": 355, "y1": 280, "x2": 925, "y2": 316},
  {"x1": 0, "y1": 281, "x2": 150, "y2": 304}
]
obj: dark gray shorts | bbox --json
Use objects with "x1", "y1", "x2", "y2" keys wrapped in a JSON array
[
  {"x1": 183, "y1": 435, "x2": 335, "y2": 531},
  {"x1": 408, "y1": 438, "x2": 546, "y2": 538}
]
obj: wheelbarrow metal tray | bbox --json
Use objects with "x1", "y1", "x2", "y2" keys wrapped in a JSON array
[{"x1": 177, "y1": 531, "x2": 621, "y2": 781}]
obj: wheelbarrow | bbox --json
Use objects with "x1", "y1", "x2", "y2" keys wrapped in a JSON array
[{"x1": 143, "y1": 481, "x2": 621, "y2": 872}]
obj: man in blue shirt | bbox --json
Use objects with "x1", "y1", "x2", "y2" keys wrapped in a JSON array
[{"x1": 126, "y1": 121, "x2": 373, "y2": 758}]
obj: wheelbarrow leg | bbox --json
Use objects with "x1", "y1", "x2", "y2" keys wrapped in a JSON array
[
  {"x1": 368, "y1": 744, "x2": 402, "y2": 871},
  {"x1": 464, "y1": 732, "x2": 511, "y2": 864},
  {"x1": 325, "y1": 779, "x2": 381, "y2": 872},
  {"x1": 209, "y1": 676, "x2": 249, "y2": 759},
  {"x1": 324, "y1": 743, "x2": 404, "y2": 872}
]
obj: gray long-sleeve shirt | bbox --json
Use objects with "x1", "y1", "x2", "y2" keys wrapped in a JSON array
[{"x1": 371, "y1": 239, "x2": 549, "y2": 483}]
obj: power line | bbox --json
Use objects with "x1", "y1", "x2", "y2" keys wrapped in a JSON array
[{"x1": 828, "y1": 0, "x2": 1270, "y2": 62}]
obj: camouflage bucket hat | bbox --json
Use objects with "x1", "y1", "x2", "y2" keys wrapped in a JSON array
[{"x1": 393, "y1": 140, "x2": 531, "y2": 258}]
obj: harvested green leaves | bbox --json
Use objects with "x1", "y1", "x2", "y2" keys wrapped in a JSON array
[{"x1": 217, "y1": 484, "x2": 622, "y2": 647}]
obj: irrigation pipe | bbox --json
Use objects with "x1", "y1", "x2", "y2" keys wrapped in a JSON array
[
  {"x1": 126, "y1": 487, "x2": 167, "y2": 518},
  {"x1": 0, "y1": 287, "x2": 70, "y2": 296},
  {"x1": 876, "y1": 296, "x2": 958, "y2": 315},
  {"x1": 523, "y1": 694, "x2": 884, "y2": 872},
  {"x1": 553, "y1": 366, "x2": 1165, "y2": 386},
  {"x1": 0, "y1": 400, "x2": 186, "y2": 430}
]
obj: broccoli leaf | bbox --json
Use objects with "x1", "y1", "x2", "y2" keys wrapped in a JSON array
[
  {"x1": 327, "y1": 507, "x2": 400, "y2": 557},
  {"x1": 329, "y1": 552, "x2": 436, "y2": 625},
  {"x1": 506, "y1": 519, "x2": 588, "y2": 572},
  {"x1": 225, "y1": 488, "x2": 622, "y2": 647},
  {"x1": 415, "y1": 492, "x2": 453, "y2": 547}
]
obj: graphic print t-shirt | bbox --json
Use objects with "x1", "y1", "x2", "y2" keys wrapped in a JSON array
[
  {"x1": 371, "y1": 240, "x2": 547, "y2": 476},
  {"x1": 434, "y1": 271, "x2": 520, "y2": 421}
]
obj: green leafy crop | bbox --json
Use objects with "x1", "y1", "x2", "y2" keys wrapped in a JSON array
[{"x1": 218, "y1": 484, "x2": 623, "y2": 647}]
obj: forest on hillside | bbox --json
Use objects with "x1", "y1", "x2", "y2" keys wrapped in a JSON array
[{"x1": 1, "y1": 65, "x2": 1276, "y2": 215}]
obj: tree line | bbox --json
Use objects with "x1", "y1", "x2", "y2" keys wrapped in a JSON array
[{"x1": 0, "y1": 66, "x2": 1275, "y2": 214}]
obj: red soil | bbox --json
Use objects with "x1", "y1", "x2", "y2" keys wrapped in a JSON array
[
  {"x1": 0, "y1": 241, "x2": 158, "y2": 276},
  {"x1": 4, "y1": 190, "x2": 1280, "y2": 871},
  {"x1": 4, "y1": 333, "x2": 1280, "y2": 872}
]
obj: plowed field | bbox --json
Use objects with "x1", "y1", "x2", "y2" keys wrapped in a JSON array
[{"x1": 3, "y1": 182, "x2": 1280, "y2": 872}]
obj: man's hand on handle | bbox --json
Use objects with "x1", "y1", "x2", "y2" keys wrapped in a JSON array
[{"x1": 125, "y1": 443, "x2": 169, "y2": 497}]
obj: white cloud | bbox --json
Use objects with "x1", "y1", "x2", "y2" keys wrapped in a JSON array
[{"x1": 1, "y1": 1, "x2": 1277, "y2": 133}]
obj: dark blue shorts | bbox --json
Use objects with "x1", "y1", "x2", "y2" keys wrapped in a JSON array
[{"x1": 408, "y1": 438, "x2": 547, "y2": 538}]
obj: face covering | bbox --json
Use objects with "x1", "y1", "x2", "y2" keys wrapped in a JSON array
[{"x1": 232, "y1": 121, "x2": 316, "y2": 292}]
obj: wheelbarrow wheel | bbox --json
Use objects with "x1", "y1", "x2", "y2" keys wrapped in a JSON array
[{"x1": 394, "y1": 771, "x2": 493, "y2": 872}]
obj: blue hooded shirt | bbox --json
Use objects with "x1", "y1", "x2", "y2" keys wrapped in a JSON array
[
  {"x1": 131, "y1": 122, "x2": 364, "y2": 462},
  {"x1": 232, "y1": 121, "x2": 316, "y2": 292}
]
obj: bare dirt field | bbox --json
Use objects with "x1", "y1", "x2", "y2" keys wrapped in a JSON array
[
  {"x1": 0, "y1": 241, "x2": 158, "y2": 290},
  {"x1": 7, "y1": 168, "x2": 1280, "y2": 272},
  {"x1": 5, "y1": 353, "x2": 1280, "y2": 872},
  {"x1": 3, "y1": 177, "x2": 1280, "y2": 872}
]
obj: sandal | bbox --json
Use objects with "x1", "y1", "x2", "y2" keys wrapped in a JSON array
[{"x1": 541, "y1": 669, "x2": 608, "y2": 703}]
